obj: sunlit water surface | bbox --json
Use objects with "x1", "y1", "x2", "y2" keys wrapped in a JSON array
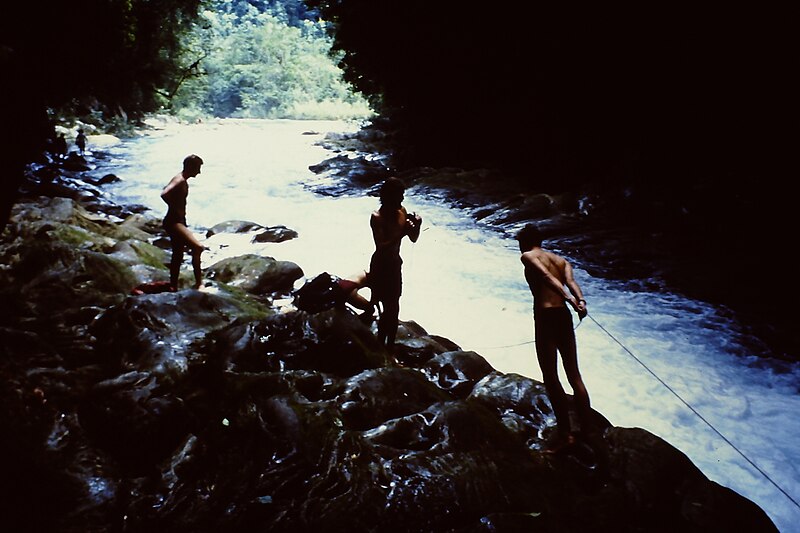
[{"x1": 99, "y1": 119, "x2": 799, "y2": 531}]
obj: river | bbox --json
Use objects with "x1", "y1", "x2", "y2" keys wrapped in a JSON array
[{"x1": 96, "y1": 118, "x2": 799, "y2": 532}]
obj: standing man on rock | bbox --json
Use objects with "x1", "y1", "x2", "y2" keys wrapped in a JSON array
[
  {"x1": 161, "y1": 154, "x2": 205, "y2": 291},
  {"x1": 517, "y1": 224, "x2": 592, "y2": 449},
  {"x1": 75, "y1": 129, "x2": 87, "y2": 155},
  {"x1": 366, "y1": 177, "x2": 422, "y2": 350}
]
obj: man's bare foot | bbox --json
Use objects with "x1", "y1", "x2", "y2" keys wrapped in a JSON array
[{"x1": 542, "y1": 432, "x2": 576, "y2": 454}]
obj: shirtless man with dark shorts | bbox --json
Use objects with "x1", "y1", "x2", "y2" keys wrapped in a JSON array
[
  {"x1": 517, "y1": 224, "x2": 591, "y2": 448},
  {"x1": 161, "y1": 154, "x2": 205, "y2": 291},
  {"x1": 364, "y1": 178, "x2": 422, "y2": 348}
]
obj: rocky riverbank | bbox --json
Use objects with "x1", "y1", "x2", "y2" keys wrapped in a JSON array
[{"x1": 0, "y1": 150, "x2": 777, "y2": 531}]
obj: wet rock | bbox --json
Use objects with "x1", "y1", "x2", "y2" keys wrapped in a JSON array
[
  {"x1": 0, "y1": 239, "x2": 136, "y2": 318},
  {"x1": 109, "y1": 239, "x2": 165, "y2": 264},
  {"x1": 307, "y1": 153, "x2": 391, "y2": 196},
  {"x1": 495, "y1": 193, "x2": 557, "y2": 223},
  {"x1": 602, "y1": 427, "x2": 776, "y2": 532},
  {"x1": 91, "y1": 289, "x2": 269, "y2": 376},
  {"x1": 204, "y1": 219, "x2": 299, "y2": 244},
  {"x1": 79, "y1": 371, "x2": 189, "y2": 471},
  {"x1": 206, "y1": 219, "x2": 264, "y2": 238},
  {"x1": 335, "y1": 368, "x2": 450, "y2": 430},
  {"x1": 205, "y1": 254, "x2": 303, "y2": 295},
  {"x1": 62, "y1": 152, "x2": 92, "y2": 171},
  {"x1": 394, "y1": 320, "x2": 461, "y2": 366},
  {"x1": 252, "y1": 225, "x2": 299, "y2": 243},
  {"x1": 422, "y1": 350, "x2": 495, "y2": 398},
  {"x1": 96, "y1": 173, "x2": 121, "y2": 185}
]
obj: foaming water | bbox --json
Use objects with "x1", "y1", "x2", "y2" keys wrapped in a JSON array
[{"x1": 102, "y1": 119, "x2": 799, "y2": 531}]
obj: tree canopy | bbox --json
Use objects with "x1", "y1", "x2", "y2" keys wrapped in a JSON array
[{"x1": 169, "y1": 0, "x2": 371, "y2": 120}]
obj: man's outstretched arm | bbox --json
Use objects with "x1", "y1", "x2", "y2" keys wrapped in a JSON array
[{"x1": 563, "y1": 261, "x2": 587, "y2": 319}]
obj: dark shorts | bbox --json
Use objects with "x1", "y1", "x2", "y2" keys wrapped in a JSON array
[
  {"x1": 163, "y1": 216, "x2": 189, "y2": 251},
  {"x1": 366, "y1": 251, "x2": 402, "y2": 301},
  {"x1": 534, "y1": 306, "x2": 574, "y2": 347}
]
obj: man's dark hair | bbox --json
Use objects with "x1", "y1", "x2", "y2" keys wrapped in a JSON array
[
  {"x1": 183, "y1": 154, "x2": 204, "y2": 171},
  {"x1": 515, "y1": 224, "x2": 543, "y2": 252},
  {"x1": 379, "y1": 177, "x2": 405, "y2": 209}
]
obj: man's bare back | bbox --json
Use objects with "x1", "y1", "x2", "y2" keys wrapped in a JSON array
[
  {"x1": 521, "y1": 247, "x2": 585, "y2": 318},
  {"x1": 161, "y1": 173, "x2": 189, "y2": 221}
]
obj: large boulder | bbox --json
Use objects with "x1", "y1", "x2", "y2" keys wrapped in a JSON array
[
  {"x1": 91, "y1": 289, "x2": 272, "y2": 376},
  {"x1": 205, "y1": 254, "x2": 303, "y2": 295}
]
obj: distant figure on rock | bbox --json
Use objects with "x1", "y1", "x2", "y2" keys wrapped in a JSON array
[
  {"x1": 517, "y1": 224, "x2": 591, "y2": 450},
  {"x1": 161, "y1": 154, "x2": 205, "y2": 290},
  {"x1": 364, "y1": 177, "x2": 422, "y2": 350},
  {"x1": 54, "y1": 133, "x2": 67, "y2": 159},
  {"x1": 75, "y1": 129, "x2": 87, "y2": 155}
]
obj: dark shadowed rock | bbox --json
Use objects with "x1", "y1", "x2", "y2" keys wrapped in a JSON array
[
  {"x1": 394, "y1": 320, "x2": 461, "y2": 366},
  {"x1": 602, "y1": 427, "x2": 777, "y2": 532},
  {"x1": 422, "y1": 350, "x2": 495, "y2": 398},
  {"x1": 96, "y1": 173, "x2": 121, "y2": 185},
  {"x1": 252, "y1": 225, "x2": 299, "y2": 243},
  {"x1": 334, "y1": 368, "x2": 451, "y2": 430},
  {"x1": 79, "y1": 371, "x2": 190, "y2": 471},
  {"x1": 62, "y1": 152, "x2": 92, "y2": 171},
  {"x1": 91, "y1": 289, "x2": 271, "y2": 376}
]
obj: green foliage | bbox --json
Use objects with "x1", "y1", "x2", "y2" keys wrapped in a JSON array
[{"x1": 169, "y1": 0, "x2": 372, "y2": 120}]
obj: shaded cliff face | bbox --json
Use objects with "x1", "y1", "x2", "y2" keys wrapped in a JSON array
[{"x1": 0, "y1": 161, "x2": 776, "y2": 532}]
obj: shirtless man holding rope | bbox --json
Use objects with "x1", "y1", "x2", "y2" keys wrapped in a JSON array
[{"x1": 517, "y1": 224, "x2": 592, "y2": 449}]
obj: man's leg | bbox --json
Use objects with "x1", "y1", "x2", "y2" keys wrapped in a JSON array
[
  {"x1": 536, "y1": 338, "x2": 571, "y2": 436},
  {"x1": 381, "y1": 298, "x2": 400, "y2": 346},
  {"x1": 168, "y1": 237, "x2": 185, "y2": 290},
  {"x1": 190, "y1": 244, "x2": 203, "y2": 289},
  {"x1": 370, "y1": 269, "x2": 399, "y2": 347},
  {"x1": 560, "y1": 333, "x2": 592, "y2": 434},
  {"x1": 171, "y1": 223, "x2": 204, "y2": 289}
]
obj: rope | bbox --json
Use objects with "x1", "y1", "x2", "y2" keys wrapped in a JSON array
[
  {"x1": 472, "y1": 309, "x2": 799, "y2": 508},
  {"x1": 473, "y1": 338, "x2": 535, "y2": 350},
  {"x1": 471, "y1": 313, "x2": 583, "y2": 350},
  {"x1": 585, "y1": 311, "x2": 800, "y2": 511}
]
